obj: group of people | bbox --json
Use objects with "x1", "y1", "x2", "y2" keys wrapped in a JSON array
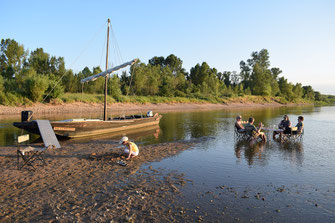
[
  {"x1": 235, "y1": 115, "x2": 267, "y2": 142},
  {"x1": 119, "y1": 114, "x2": 305, "y2": 160},
  {"x1": 235, "y1": 114, "x2": 304, "y2": 142},
  {"x1": 272, "y1": 115, "x2": 304, "y2": 139}
]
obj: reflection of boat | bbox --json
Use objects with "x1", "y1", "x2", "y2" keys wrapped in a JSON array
[{"x1": 13, "y1": 19, "x2": 162, "y2": 138}]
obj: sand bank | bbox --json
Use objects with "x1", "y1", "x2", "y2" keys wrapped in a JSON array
[
  {"x1": 0, "y1": 140, "x2": 198, "y2": 222},
  {"x1": 0, "y1": 101, "x2": 287, "y2": 116}
]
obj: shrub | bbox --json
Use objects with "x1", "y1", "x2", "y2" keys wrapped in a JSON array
[
  {"x1": 0, "y1": 92, "x2": 24, "y2": 106},
  {"x1": 26, "y1": 75, "x2": 49, "y2": 102},
  {"x1": 0, "y1": 76, "x2": 4, "y2": 92},
  {"x1": 0, "y1": 92, "x2": 9, "y2": 105}
]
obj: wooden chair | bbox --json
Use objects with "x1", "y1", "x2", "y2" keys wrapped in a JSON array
[{"x1": 16, "y1": 134, "x2": 53, "y2": 171}]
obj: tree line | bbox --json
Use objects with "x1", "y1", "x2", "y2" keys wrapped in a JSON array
[{"x1": 0, "y1": 38, "x2": 334, "y2": 105}]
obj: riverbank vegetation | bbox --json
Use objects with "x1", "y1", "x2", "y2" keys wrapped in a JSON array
[{"x1": 1, "y1": 38, "x2": 334, "y2": 106}]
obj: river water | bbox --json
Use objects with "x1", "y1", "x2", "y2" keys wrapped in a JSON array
[{"x1": 1, "y1": 105, "x2": 334, "y2": 221}]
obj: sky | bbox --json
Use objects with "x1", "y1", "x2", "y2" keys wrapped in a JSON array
[{"x1": 1, "y1": 0, "x2": 335, "y2": 94}]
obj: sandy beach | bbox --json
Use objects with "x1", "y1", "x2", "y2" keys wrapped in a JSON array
[{"x1": 0, "y1": 140, "x2": 199, "y2": 222}]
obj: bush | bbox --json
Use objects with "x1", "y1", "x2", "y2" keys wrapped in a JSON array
[
  {"x1": 26, "y1": 75, "x2": 49, "y2": 102},
  {"x1": 44, "y1": 79, "x2": 64, "y2": 102},
  {"x1": 0, "y1": 92, "x2": 24, "y2": 106},
  {"x1": 0, "y1": 92, "x2": 9, "y2": 105},
  {"x1": 0, "y1": 76, "x2": 4, "y2": 92}
]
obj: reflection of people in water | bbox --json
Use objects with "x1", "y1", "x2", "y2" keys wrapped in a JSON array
[
  {"x1": 234, "y1": 140, "x2": 266, "y2": 165},
  {"x1": 279, "y1": 141, "x2": 304, "y2": 166}
]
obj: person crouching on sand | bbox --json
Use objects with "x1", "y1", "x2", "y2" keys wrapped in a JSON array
[{"x1": 120, "y1": 136, "x2": 139, "y2": 160}]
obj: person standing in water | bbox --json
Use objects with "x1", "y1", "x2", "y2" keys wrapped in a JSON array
[{"x1": 119, "y1": 136, "x2": 139, "y2": 160}]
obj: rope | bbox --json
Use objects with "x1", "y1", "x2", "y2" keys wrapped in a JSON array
[
  {"x1": 99, "y1": 30, "x2": 107, "y2": 69},
  {"x1": 110, "y1": 26, "x2": 124, "y2": 65},
  {"x1": 41, "y1": 21, "x2": 107, "y2": 104}
]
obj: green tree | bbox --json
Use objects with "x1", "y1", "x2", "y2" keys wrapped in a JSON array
[
  {"x1": 28, "y1": 48, "x2": 50, "y2": 75},
  {"x1": 131, "y1": 63, "x2": 161, "y2": 96},
  {"x1": 44, "y1": 74, "x2": 64, "y2": 101},
  {"x1": 222, "y1": 71, "x2": 231, "y2": 86},
  {"x1": 278, "y1": 77, "x2": 293, "y2": 100},
  {"x1": 0, "y1": 39, "x2": 28, "y2": 79},
  {"x1": 50, "y1": 56, "x2": 66, "y2": 77},
  {"x1": 0, "y1": 75, "x2": 4, "y2": 92},
  {"x1": 292, "y1": 83, "x2": 304, "y2": 99},
  {"x1": 239, "y1": 60, "x2": 252, "y2": 89},
  {"x1": 120, "y1": 71, "x2": 131, "y2": 95},
  {"x1": 189, "y1": 62, "x2": 210, "y2": 86},
  {"x1": 108, "y1": 74, "x2": 122, "y2": 98},
  {"x1": 26, "y1": 74, "x2": 49, "y2": 101},
  {"x1": 303, "y1": 85, "x2": 315, "y2": 100},
  {"x1": 314, "y1": 91, "x2": 322, "y2": 101},
  {"x1": 250, "y1": 63, "x2": 272, "y2": 96},
  {"x1": 62, "y1": 70, "x2": 79, "y2": 93}
]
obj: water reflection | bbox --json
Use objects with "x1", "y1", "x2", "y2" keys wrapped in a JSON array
[
  {"x1": 234, "y1": 141, "x2": 267, "y2": 165},
  {"x1": 234, "y1": 139, "x2": 304, "y2": 167},
  {"x1": 277, "y1": 141, "x2": 304, "y2": 167}
]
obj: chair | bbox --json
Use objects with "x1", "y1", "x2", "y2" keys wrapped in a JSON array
[
  {"x1": 281, "y1": 127, "x2": 304, "y2": 143},
  {"x1": 16, "y1": 134, "x2": 51, "y2": 171},
  {"x1": 16, "y1": 120, "x2": 61, "y2": 171},
  {"x1": 244, "y1": 125, "x2": 265, "y2": 142},
  {"x1": 234, "y1": 126, "x2": 252, "y2": 141}
]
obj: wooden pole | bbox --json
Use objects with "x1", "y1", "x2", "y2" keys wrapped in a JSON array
[{"x1": 104, "y1": 18, "x2": 110, "y2": 121}]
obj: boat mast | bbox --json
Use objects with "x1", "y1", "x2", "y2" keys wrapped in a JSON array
[{"x1": 104, "y1": 18, "x2": 110, "y2": 121}]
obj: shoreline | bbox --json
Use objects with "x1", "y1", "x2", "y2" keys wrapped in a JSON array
[{"x1": 0, "y1": 101, "x2": 311, "y2": 116}]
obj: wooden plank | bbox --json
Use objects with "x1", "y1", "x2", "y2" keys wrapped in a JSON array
[{"x1": 36, "y1": 120, "x2": 61, "y2": 149}]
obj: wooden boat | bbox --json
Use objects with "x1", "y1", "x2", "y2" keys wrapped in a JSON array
[
  {"x1": 13, "y1": 19, "x2": 162, "y2": 138},
  {"x1": 13, "y1": 114, "x2": 161, "y2": 138}
]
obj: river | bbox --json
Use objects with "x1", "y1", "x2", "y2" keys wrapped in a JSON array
[{"x1": 1, "y1": 105, "x2": 334, "y2": 221}]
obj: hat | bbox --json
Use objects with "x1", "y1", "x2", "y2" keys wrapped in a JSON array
[{"x1": 119, "y1": 136, "x2": 128, "y2": 144}]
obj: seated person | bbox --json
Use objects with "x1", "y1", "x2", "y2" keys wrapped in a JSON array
[
  {"x1": 244, "y1": 117, "x2": 266, "y2": 142},
  {"x1": 273, "y1": 115, "x2": 292, "y2": 139},
  {"x1": 235, "y1": 115, "x2": 245, "y2": 133},
  {"x1": 292, "y1": 116, "x2": 304, "y2": 135}
]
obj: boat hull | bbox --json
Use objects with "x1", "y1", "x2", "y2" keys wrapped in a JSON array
[{"x1": 13, "y1": 115, "x2": 162, "y2": 138}]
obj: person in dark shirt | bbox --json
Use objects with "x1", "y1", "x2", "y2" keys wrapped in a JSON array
[
  {"x1": 273, "y1": 115, "x2": 292, "y2": 139},
  {"x1": 244, "y1": 117, "x2": 266, "y2": 142}
]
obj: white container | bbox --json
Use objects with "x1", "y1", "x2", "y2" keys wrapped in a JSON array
[{"x1": 147, "y1": 110, "x2": 153, "y2": 117}]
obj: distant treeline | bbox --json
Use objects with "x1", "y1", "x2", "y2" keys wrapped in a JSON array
[{"x1": 0, "y1": 38, "x2": 334, "y2": 106}]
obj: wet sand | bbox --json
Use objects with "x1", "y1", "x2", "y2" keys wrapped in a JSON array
[{"x1": 0, "y1": 140, "x2": 197, "y2": 222}]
